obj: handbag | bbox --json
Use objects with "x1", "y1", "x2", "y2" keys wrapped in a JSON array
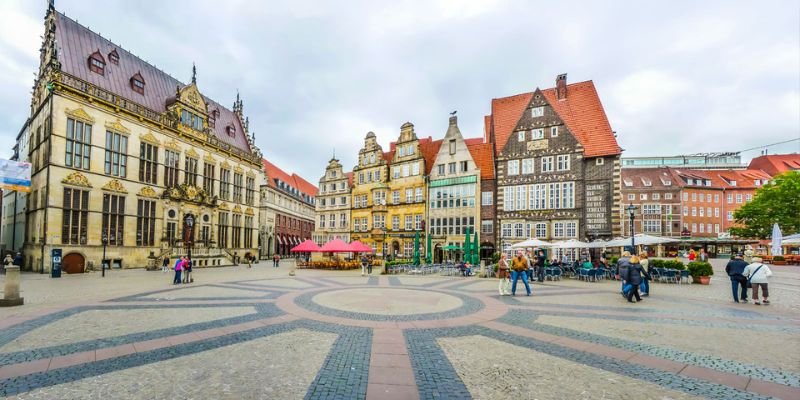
[{"x1": 746, "y1": 265, "x2": 763, "y2": 288}]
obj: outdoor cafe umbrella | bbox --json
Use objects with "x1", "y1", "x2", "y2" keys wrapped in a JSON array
[
  {"x1": 511, "y1": 238, "x2": 551, "y2": 249},
  {"x1": 550, "y1": 239, "x2": 592, "y2": 249},
  {"x1": 349, "y1": 240, "x2": 373, "y2": 253},
  {"x1": 464, "y1": 228, "x2": 472, "y2": 264},
  {"x1": 604, "y1": 234, "x2": 677, "y2": 247},
  {"x1": 319, "y1": 239, "x2": 354, "y2": 253},
  {"x1": 473, "y1": 230, "x2": 480, "y2": 265},
  {"x1": 771, "y1": 223, "x2": 783, "y2": 256},
  {"x1": 413, "y1": 231, "x2": 421, "y2": 266},
  {"x1": 291, "y1": 240, "x2": 322, "y2": 253}
]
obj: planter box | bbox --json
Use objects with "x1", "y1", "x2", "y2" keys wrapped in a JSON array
[{"x1": 772, "y1": 261, "x2": 786, "y2": 265}]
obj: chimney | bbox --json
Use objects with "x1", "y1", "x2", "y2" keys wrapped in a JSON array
[
  {"x1": 556, "y1": 73, "x2": 567, "y2": 100},
  {"x1": 449, "y1": 115, "x2": 457, "y2": 126}
]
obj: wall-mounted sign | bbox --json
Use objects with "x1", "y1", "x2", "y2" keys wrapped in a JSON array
[
  {"x1": 585, "y1": 183, "x2": 611, "y2": 235},
  {"x1": 527, "y1": 139, "x2": 548, "y2": 151}
]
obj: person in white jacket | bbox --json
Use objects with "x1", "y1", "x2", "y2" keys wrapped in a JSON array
[{"x1": 743, "y1": 257, "x2": 773, "y2": 305}]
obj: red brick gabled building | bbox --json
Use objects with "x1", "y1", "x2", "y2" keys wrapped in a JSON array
[
  {"x1": 747, "y1": 154, "x2": 800, "y2": 177},
  {"x1": 260, "y1": 159, "x2": 317, "y2": 257}
]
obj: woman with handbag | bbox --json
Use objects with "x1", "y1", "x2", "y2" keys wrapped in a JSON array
[
  {"x1": 743, "y1": 257, "x2": 773, "y2": 305},
  {"x1": 497, "y1": 254, "x2": 511, "y2": 296}
]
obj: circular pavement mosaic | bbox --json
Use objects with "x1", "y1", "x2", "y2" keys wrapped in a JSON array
[{"x1": 312, "y1": 288, "x2": 463, "y2": 316}]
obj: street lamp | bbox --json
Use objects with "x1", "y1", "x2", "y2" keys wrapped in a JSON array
[
  {"x1": 101, "y1": 233, "x2": 108, "y2": 277},
  {"x1": 185, "y1": 214, "x2": 195, "y2": 262},
  {"x1": 626, "y1": 203, "x2": 638, "y2": 250}
]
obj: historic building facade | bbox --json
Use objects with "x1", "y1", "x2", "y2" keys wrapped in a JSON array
[
  {"x1": 259, "y1": 159, "x2": 317, "y2": 258},
  {"x1": 350, "y1": 132, "x2": 390, "y2": 255},
  {"x1": 17, "y1": 5, "x2": 262, "y2": 272},
  {"x1": 620, "y1": 168, "x2": 683, "y2": 237},
  {"x1": 488, "y1": 74, "x2": 622, "y2": 258},
  {"x1": 427, "y1": 116, "x2": 480, "y2": 263},
  {"x1": 1, "y1": 125, "x2": 30, "y2": 256},
  {"x1": 312, "y1": 157, "x2": 352, "y2": 245}
]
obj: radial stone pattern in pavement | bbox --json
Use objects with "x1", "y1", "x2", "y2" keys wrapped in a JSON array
[{"x1": 0, "y1": 273, "x2": 798, "y2": 400}]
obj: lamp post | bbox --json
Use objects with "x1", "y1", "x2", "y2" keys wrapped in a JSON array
[
  {"x1": 101, "y1": 233, "x2": 108, "y2": 278},
  {"x1": 626, "y1": 203, "x2": 638, "y2": 251},
  {"x1": 185, "y1": 214, "x2": 194, "y2": 262}
]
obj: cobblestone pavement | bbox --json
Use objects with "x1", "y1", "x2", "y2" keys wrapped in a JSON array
[{"x1": 0, "y1": 261, "x2": 798, "y2": 399}]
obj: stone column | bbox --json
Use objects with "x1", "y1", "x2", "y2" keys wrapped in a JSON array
[{"x1": 1, "y1": 266, "x2": 24, "y2": 307}]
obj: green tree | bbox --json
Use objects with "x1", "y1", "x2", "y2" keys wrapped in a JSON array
[{"x1": 729, "y1": 171, "x2": 800, "y2": 239}]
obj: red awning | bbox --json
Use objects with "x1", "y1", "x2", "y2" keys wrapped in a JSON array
[
  {"x1": 349, "y1": 240, "x2": 373, "y2": 253},
  {"x1": 319, "y1": 239, "x2": 354, "y2": 253},
  {"x1": 292, "y1": 239, "x2": 322, "y2": 252}
]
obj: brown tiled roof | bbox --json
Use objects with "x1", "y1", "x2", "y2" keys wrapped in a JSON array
[
  {"x1": 465, "y1": 138, "x2": 495, "y2": 180},
  {"x1": 262, "y1": 158, "x2": 318, "y2": 198},
  {"x1": 712, "y1": 169, "x2": 772, "y2": 189},
  {"x1": 487, "y1": 80, "x2": 621, "y2": 158},
  {"x1": 487, "y1": 92, "x2": 532, "y2": 155},
  {"x1": 54, "y1": 12, "x2": 251, "y2": 153},
  {"x1": 621, "y1": 168, "x2": 682, "y2": 189},
  {"x1": 419, "y1": 138, "x2": 443, "y2": 175},
  {"x1": 483, "y1": 115, "x2": 492, "y2": 143},
  {"x1": 747, "y1": 154, "x2": 800, "y2": 177}
]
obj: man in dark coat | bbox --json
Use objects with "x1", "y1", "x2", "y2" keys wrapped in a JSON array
[
  {"x1": 626, "y1": 256, "x2": 651, "y2": 303},
  {"x1": 725, "y1": 254, "x2": 749, "y2": 303}
]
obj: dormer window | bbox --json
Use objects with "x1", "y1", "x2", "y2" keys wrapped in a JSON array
[
  {"x1": 208, "y1": 109, "x2": 219, "y2": 127},
  {"x1": 226, "y1": 124, "x2": 236, "y2": 137},
  {"x1": 108, "y1": 49, "x2": 119, "y2": 64},
  {"x1": 88, "y1": 51, "x2": 106, "y2": 75},
  {"x1": 181, "y1": 109, "x2": 204, "y2": 131},
  {"x1": 623, "y1": 178, "x2": 633, "y2": 187},
  {"x1": 130, "y1": 72, "x2": 145, "y2": 95},
  {"x1": 641, "y1": 177, "x2": 652, "y2": 187}
]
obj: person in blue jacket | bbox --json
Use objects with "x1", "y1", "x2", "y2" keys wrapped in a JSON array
[{"x1": 725, "y1": 253, "x2": 749, "y2": 303}]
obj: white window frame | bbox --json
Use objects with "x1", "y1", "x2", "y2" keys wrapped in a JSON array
[
  {"x1": 522, "y1": 158, "x2": 534, "y2": 174},
  {"x1": 535, "y1": 223, "x2": 547, "y2": 238},
  {"x1": 628, "y1": 194, "x2": 635, "y2": 201},
  {"x1": 550, "y1": 126, "x2": 558, "y2": 137},
  {"x1": 481, "y1": 192, "x2": 493, "y2": 206},
  {"x1": 518, "y1": 131, "x2": 525, "y2": 141},
  {"x1": 481, "y1": 220, "x2": 493, "y2": 234},
  {"x1": 531, "y1": 128, "x2": 544, "y2": 140},
  {"x1": 531, "y1": 107, "x2": 544, "y2": 117},
  {"x1": 507, "y1": 160, "x2": 520, "y2": 176},
  {"x1": 640, "y1": 193, "x2": 647, "y2": 200},
  {"x1": 541, "y1": 156, "x2": 554, "y2": 173},
  {"x1": 596, "y1": 158, "x2": 604, "y2": 165},
  {"x1": 556, "y1": 155, "x2": 570, "y2": 171}
]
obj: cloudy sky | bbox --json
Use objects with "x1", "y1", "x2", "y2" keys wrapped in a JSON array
[{"x1": 1, "y1": 0, "x2": 798, "y2": 184}]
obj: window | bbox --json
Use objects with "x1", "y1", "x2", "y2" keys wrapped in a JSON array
[
  {"x1": 729, "y1": 180, "x2": 737, "y2": 187},
  {"x1": 553, "y1": 222, "x2": 565, "y2": 238},
  {"x1": 653, "y1": 193, "x2": 660, "y2": 200},
  {"x1": 460, "y1": 161, "x2": 468, "y2": 172},
  {"x1": 665, "y1": 193, "x2": 673, "y2": 200},
  {"x1": 691, "y1": 223, "x2": 697, "y2": 233},
  {"x1": 341, "y1": 196, "x2": 347, "y2": 205},
  {"x1": 412, "y1": 163, "x2": 420, "y2": 175},
  {"x1": 104, "y1": 130, "x2": 128, "y2": 177},
  {"x1": 692, "y1": 193, "x2": 697, "y2": 201},
  {"x1": 449, "y1": 139, "x2": 456, "y2": 155},
  {"x1": 373, "y1": 215, "x2": 385, "y2": 229},
  {"x1": 691, "y1": 207, "x2": 696, "y2": 216},
  {"x1": 108, "y1": 49, "x2": 119, "y2": 64},
  {"x1": 481, "y1": 192, "x2": 493, "y2": 205},
  {"x1": 503, "y1": 186, "x2": 514, "y2": 211},
  {"x1": 736, "y1": 194, "x2": 742, "y2": 203},
  {"x1": 551, "y1": 126, "x2": 558, "y2": 137},
  {"x1": 492, "y1": 223, "x2": 508, "y2": 239},
  {"x1": 516, "y1": 185, "x2": 526, "y2": 211},
  {"x1": 596, "y1": 158, "x2": 604, "y2": 165},
  {"x1": 699, "y1": 223, "x2": 705, "y2": 233},
  {"x1": 642, "y1": 204, "x2": 660, "y2": 214},
  {"x1": 643, "y1": 220, "x2": 661, "y2": 233},
  {"x1": 244, "y1": 216, "x2": 254, "y2": 248},
  {"x1": 136, "y1": 199, "x2": 156, "y2": 246},
  {"x1": 541, "y1": 156, "x2": 554, "y2": 172},
  {"x1": 437, "y1": 164, "x2": 445, "y2": 175},
  {"x1": 130, "y1": 73, "x2": 145, "y2": 95},
  {"x1": 699, "y1": 207, "x2": 705, "y2": 217},
  {"x1": 358, "y1": 173, "x2": 364, "y2": 184},
  {"x1": 232, "y1": 214, "x2": 242, "y2": 248},
  {"x1": 531, "y1": 129, "x2": 544, "y2": 140},
  {"x1": 682, "y1": 192, "x2": 688, "y2": 201},
  {"x1": 531, "y1": 107, "x2": 544, "y2": 117},
  {"x1": 219, "y1": 168, "x2": 231, "y2": 200},
  {"x1": 340, "y1": 213, "x2": 347, "y2": 228},
  {"x1": 62, "y1": 188, "x2": 89, "y2": 245},
  {"x1": 727, "y1": 211, "x2": 733, "y2": 221},
  {"x1": 521, "y1": 158, "x2": 534, "y2": 174},
  {"x1": 319, "y1": 215, "x2": 325, "y2": 229},
  {"x1": 699, "y1": 193, "x2": 704, "y2": 202},
  {"x1": 203, "y1": 163, "x2": 215, "y2": 194},
  {"x1": 727, "y1": 194, "x2": 733, "y2": 204},
  {"x1": 682, "y1": 206, "x2": 688, "y2": 216},
  {"x1": 181, "y1": 109, "x2": 204, "y2": 131},
  {"x1": 184, "y1": 157, "x2": 198, "y2": 186},
  {"x1": 535, "y1": 223, "x2": 547, "y2": 238},
  {"x1": 392, "y1": 215, "x2": 400, "y2": 230},
  {"x1": 480, "y1": 220, "x2": 493, "y2": 234},
  {"x1": 405, "y1": 188, "x2": 413, "y2": 203},
  {"x1": 518, "y1": 131, "x2": 525, "y2": 141},
  {"x1": 392, "y1": 190, "x2": 400, "y2": 204},
  {"x1": 102, "y1": 194, "x2": 125, "y2": 246},
  {"x1": 405, "y1": 215, "x2": 413, "y2": 230},
  {"x1": 139, "y1": 142, "x2": 158, "y2": 184},
  {"x1": 556, "y1": 155, "x2": 570, "y2": 171},
  {"x1": 566, "y1": 221, "x2": 577, "y2": 237},
  {"x1": 245, "y1": 176, "x2": 255, "y2": 206},
  {"x1": 746, "y1": 194, "x2": 752, "y2": 202},
  {"x1": 627, "y1": 194, "x2": 635, "y2": 201},
  {"x1": 511, "y1": 223, "x2": 523, "y2": 238},
  {"x1": 415, "y1": 215, "x2": 422, "y2": 230},
  {"x1": 233, "y1": 173, "x2": 243, "y2": 203},
  {"x1": 88, "y1": 52, "x2": 105, "y2": 75},
  {"x1": 714, "y1": 207, "x2": 719, "y2": 217},
  {"x1": 398, "y1": 146, "x2": 405, "y2": 157},
  {"x1": 714, "y1": 194, "x2": 719, "y2": 203},
  {"x1": 706, "y1": 207, "x2": 711, "y2": 217},
  {"x1": 65, "y1": 118, "x2": 92, "y2": 170},
  {"x1": 415, "y1": 187, "x2": 423, "y2": 202},
  {"x1": 640, "y1": 194, "x2": 647, "y2": 200},
  {"x1": 507, "y1": 160, "x2": 520, "y2": 175}
]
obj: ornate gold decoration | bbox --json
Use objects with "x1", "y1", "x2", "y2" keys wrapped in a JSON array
[
  {"x1": 218, "y1": 202, "x2": 230, "y2": 210},
  {"x1": 203, "y1": 153, "x2": 217, "y2": 163},
  {"x1": 246, "y1": 170, "x2": 255, "y2": 178},
  {"x1": 233, "y1": 205, "x2": 242, "y2": 213},
  {"x1": 185, "y1": 185, "x2": 198, "y2": 199},
  {"x1": 65, "y1": 107, "x2": 95, "y2": 123},
  {"x1": 104, "y1": 118, "x2": 131, "y2": 134},
  {"x1": 164, "y1": 140, "x2": 181, "y2": 152},
  {"x1": 161, "y1": 183, "x2": 216, "y2": 206},
  {"x1": 138, "y1": 186, "x2": 159, "y2": 198},
  {"x1": 245, "y1": 207, "x2": 255, "y2": 216},
  {"x1": 186, "y1": 148, "x2": 199, "y2": 159},
  {"x1": 140, "y1": 131, "x2": 160, "y2": 145},
  {"x1": 178, "y1": 84, "x2": 207, "y2": 112},
  {"x1": 62, "y1": 171, "x2": 92, "y2": 188},
  {"x1": 221, "y1": 161, "x2": 231, "y2": 169},
  {"x1": 234, "y1": 165, "x2": 244, "y2": 174},
  {"x1": 102, "y1": 179, "x2": 128, "y2": 193},
  {"x1": 527, "y1": 139, "x2": 548, "y2": 151}
]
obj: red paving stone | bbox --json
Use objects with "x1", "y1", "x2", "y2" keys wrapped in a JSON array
[
  {"x1": 47, "y1": 351, "x2": 95, "y2": 371},
  {"x1": 132, "y1": 337, "x2": 171, "y2": 353},
  {"x1": 366, "y1": 383, "x2": 420, "y2": 400},
  {"x1": 0, "y1": 358, "x2": 50, "y2": 380},
  {"x1": 626, "y1": 353, "x2": 686, "y2": 374},
  {"x1": 679, "y1": 365, "x2": 750, "y2": 391},
  {"x1": 746, "y1": 378, "x2": 800, "y2": 400},
  {"x1": 94, "y1": 343, "x2": 137, "y2": 361},
  {"x1": 367, "y1": 330, "x2": 418, "y2": 400}
]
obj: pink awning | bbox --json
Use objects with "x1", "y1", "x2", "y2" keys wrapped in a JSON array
[
  {"x1": 291, "y1": 240, "x2": 322, "y2": 253},
  {"x1": 349, "y1": 240, "x2": 373, "y2": 253},
  {"x1": 319, "y1": 238, "x2": 354, "y2": 253}
]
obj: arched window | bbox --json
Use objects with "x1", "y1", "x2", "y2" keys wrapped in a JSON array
[
  {"x1": 130, "y1": 72, "x2": 145, "y2": 95},
  {"x1": 226, "y1": 124, "x2": 236, "y2": 137},
  {"x1": 88, "y1": 50, "x2": 106, "y2": 75}
]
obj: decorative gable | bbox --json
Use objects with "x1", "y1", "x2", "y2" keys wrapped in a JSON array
[{"x1": 65, "y1": 107, "x2": 95, "y2": 123}]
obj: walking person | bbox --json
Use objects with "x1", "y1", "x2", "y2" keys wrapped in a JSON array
[
  {"x1": 367, "y1": 256, "x2": 373, "y2": 275},
  {"x1": 183, "y1": 258, "x2": 193, "y2": 284},
  {"x1": 744, "y1": 257, "x2": 773, "y2": 305},
  {"x1": 497, "y1": 254, "x2": 511, "y2": 296},
  {"x1": 173, "y1": 256, "x2": 184, "y2": 285},
  {"x1": 617, "y1": 251, "x2": 632, "y2": 295},
  {"x1": 625, "y1": 255, "x2": 651, "y2": 303},
  {"x1": 525, "y1": 250, "x2": 534, "y2": 283},
  {"x1": 510, "y1": 251, "x2": 531, "y2": 296},
  {"x1": 536, "y1": 250, "x2": 546, "y2": 283},
  {"x1": 361, "y1": 254, "x2": 369, "y2": 277},
  {"x1": 725, "y1": 253, "x2": 749, "y2": 303},
  {"x1": 639, "y1": 253, "x2": 650, "y2": 297},
  {"x1": 162, "y1": 256, "x2": 169, "y2": 273},
  {"x1": 273, "y1": 254, "x2": 280, "y2": 268},
  {"x1": 699, "y1": 249, "x2": 708, "y2": 262}
]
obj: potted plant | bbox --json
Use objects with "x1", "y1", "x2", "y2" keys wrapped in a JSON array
[
  {"x1": 772, "y1": 256, "x2": 786, "y2": 265},
  {"x1": 687, "y1": 261, "x2": 714, "y2": 284}
]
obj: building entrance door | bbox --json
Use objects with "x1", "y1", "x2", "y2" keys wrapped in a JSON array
[{"x1": 62, "y1": 253, "x2": 85, "y2": 274}]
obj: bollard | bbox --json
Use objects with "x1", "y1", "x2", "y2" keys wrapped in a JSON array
[{"x1": 1, "y1": 266, "x2": 24, "y2": 307}]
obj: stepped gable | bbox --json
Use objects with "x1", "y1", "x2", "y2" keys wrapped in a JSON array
[{"x1": 54, "y1": 12, "x2": 251, "y2": 153}]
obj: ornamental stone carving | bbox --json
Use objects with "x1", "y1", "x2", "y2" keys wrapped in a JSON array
[
  {"x1": 218, "y1": 202, "x2": 230, "y2": 210},
  {"x1": 233, "y1": 205, "x2": 242, "y2": 213},
  {"x1": 186, "y1": 148, "x2": 200, "y2": 159},
  {"x1": 161, "y1": 183, "x2": 216, "y2": 206},
  {"x1": 65, "y1": 107, "x2": 95, "y2": 123},
  {"x1": 164, "y1": 140, "x2": 181, "y2": 152},
  {"x1": 245, "y1": 207, "x2": 255, "y2": 216},
  {"x1": 140, "y1": 131, "x2": 160, "y2": 145},
  {"x1": 61, "y1": 171, "x2": 92, "y2": 188},
  {"x1": 203, "y1": 153, "x2": 216, "y2": 163},
  {"x1": 233, "y1": 165, "x2": 244, "y2": 174},
  {"x1": 104, "y1": 118, "x2": 131, "y2": 134},
  {"x1": 221, "y1": 161, "x2": 231, "y2": 169},
  {"x1": 102, "y1": 179, "x2": 128, "y2": 193},
  {"x1": 138, "y1": 186, "x2": 159, "y2": 198}
]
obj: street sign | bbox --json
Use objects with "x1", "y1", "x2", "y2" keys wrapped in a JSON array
[{"x1": 51, "y1": 249, "x2": 62, "y2": 278}]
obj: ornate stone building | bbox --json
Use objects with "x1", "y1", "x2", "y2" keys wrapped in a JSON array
[
  {"x1": 488, "y1": 74, "x2": 622, "y2": 259},
  {"x1": 312, "y1": 157, "x2": 352, "y2": 245},
  {"x1": 350, "y1": 132, "x2": 390, "y2": 255},
  {"x1": 259, "y1": 159, "x2": 317, "y2": 258},
  {"x1": 18, "y1": 5, "x2": 262, "y2": 272}
]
